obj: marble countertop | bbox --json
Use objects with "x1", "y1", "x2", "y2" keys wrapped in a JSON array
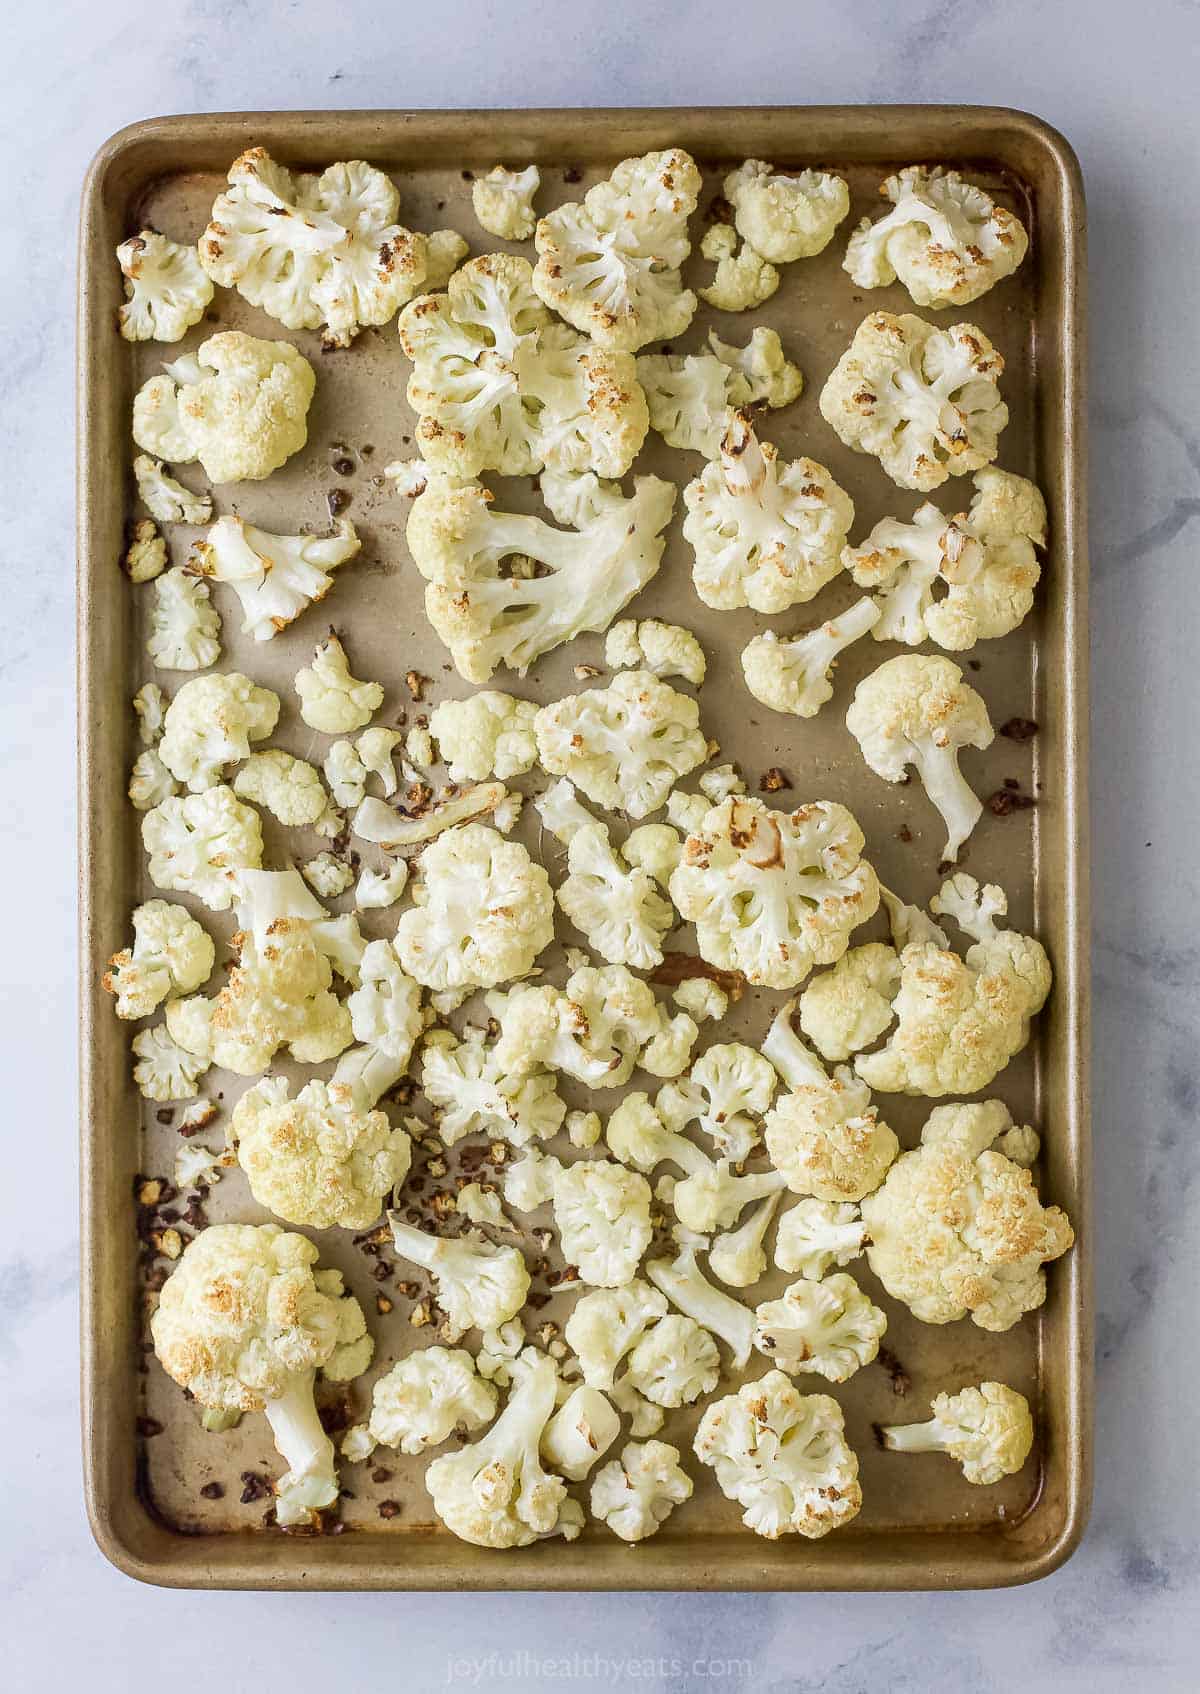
[{"x1": 5, "y1": 0, "x2": 1197, "y2": 1686}]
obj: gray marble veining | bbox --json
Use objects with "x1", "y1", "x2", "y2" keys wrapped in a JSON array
[{"x1": 3, "y1": 0, "x2": 1197, "y2": 1687}]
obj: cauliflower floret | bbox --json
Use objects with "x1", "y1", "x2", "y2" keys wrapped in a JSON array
[
  {"x1": 147, "y1": 566, "x2": 222, "y2": 671},
  {"x1": 623, "y1": 822, "x2": 684, "y2": 884},
  {"x1": 668, "y1": 796, "x2": 879, "y2": 991},
  {"x1": 856, "y1": 875, "x2": 1051, "y2": 1096},
  {"x1": 604, "y1": 1090, "x2": 713, "y2": 1179},
  {"x1": 741, "y1": 598, "x2": 882, "y2": 719},
  {"x1": 879, "y1": 1381, "x2": 1035, "y2": 1484},
  {"x1": 501, "y1": 1146, "x2": 562, "y2": 1213},
  {"x1": 670, "y1": 1162, "x2": 786, "y2": 1235},
  {"x1": 683, "y1": 412, "x2": 854, "y2": 612},
  {"x1": 128, "y1": 749, "x2": 177, "y2": 812},
  {"x1": 302, "y1": 853, "x2": 353, "y2": 899},
  {"x1": 425, "y1": 228, "x2": 470, "y2": 289},
  {"x1": 646, "y1": 1235, "x2": 756, "y2": 1368},
  {"x1": 230, "y1": 1074, "x2": 411, "y2": 1230},
  {"x1": 656, "y1": 1042, "x2": 778, "y2": 1164},
  {"x1": 132, "y1": 1021, "x2": 210, "y2": 1100},
  {"x1": 428, "y1": 691, "x2": 538, "y2": 782},
  {"x1": 708, "y1": 1192, "x2": 782, "y2": 1289},
  {"x1": 394, "y1": 822, "x2": 552, "y2": 991},
  {"x1": 753, "y1": 1272, "x2": 886, "y2": 1382},
  {"x1": 724, "y1": 160, "x2": 850, "y2": 262},
  {"x1": 150, "y1": 1223, "x2": 372, "y2": 1525},
  {"x1": 132, "y1": 332, "x2": 315, "y2": 483},
  {"x1": 564, "y1": 1279, "x2": 668, "y2": 1391},
  {"x1": 847, "y1": 654, "x2": 994, "y2": 863},
  {"x1": 604, "y1": 618, "x2": 706, "y2": 686},
  {"x1": 340, "y1": 936, "x2": 423, "y2": 1095},
  {"x1": 407, "y1": 470, "x2": 675, "y2": 683},
  {"x1": 637, "y1": 325, "x2": 802, "y2": 459},
  {"x1": 124, "y1": 519, "x2": 167, "y2": 583},
  {"x1": 356, "y1": 727, "x2": 401, "y2": 795},
  {"x1": 641, "y1": 1010, "x2": 699, "y2": 1080},
  {"x1": 797, "y1": 943, "x2": 903, "y2": 1062},
  {"x1": 141, "y1": 785, "x2": 263, "y2": 909},
  {"x1": 820, "y1": 312, "x2": 1007, "y2": 493},
  {"x1": 323, "y1": 739, "x2": 368, "y2": 809},
  {"x1": 845, "y1": 468, "x2": 1047, "y2": 650},
  {"x1": 540, "y1": 1384, "x2": 620, "y2": 1481},
  {"x1": 556, "y1": 819, "x2": 675, "y2": 970},
  {"x1": 158, "y1": 672, "x2": 279, "y2": 792},
  {"x1": 625, "y1": 1314, "x2": 719, "y2": 1408},
  {"x1": 552, "y1": 1159, "x2": 653, "y2": 1287},
  {"x1": 421, "y1": 1026, "x2": 566, "y2": 1146},
  {"x1": 355, "y1": 859, "x2": 409, "y2": 911},
  {"x1": 398, "y1": 253, "x2": 648, "y2": 480},
  {"x1": 533, "y1": 149, "x2": 701, "y2": 350},
  {"x1": 489, "y1": 963, "x2": 663, "y2": 1087},
  {"x1": 389, "y1": 1215, "x2": 530, "y2": 1340},
  {"x1": 232, "y1": 750, "x2": 329, "y2": 827},
  {"x1": 189, "y1": 516, "x2": 360, "y2": 642},
  {"x1": 368, "y1": 1348, "x2": 498, "y2": 1455},
  {"x1": 775, "y1": 1198, "x2": 866, "y2": 1280},
  {"x1": 762, "y1": 1002, "x2": 898, "y2": 1201},
  {"x1": 845, "y1": 166, "x2": 1029, "y2": 309},
  {"x1": 103, "y1": 899, "x2": 215, "y2": 1020},
  {"x1": 590, "y1": 1439, "x2": 692, "y2": 1541},
  {"x1": 116, "y1": 230, "x2": 213, "y2": 342},
  {"x1": 132, "y1": 682, "x2": 166, "y2": 747},
  {"x1": 472, "y1": 164, "x2": 541, "y2": 241},
  {"x1": 200, "y1": 148, "x2": 426, "y2": 346},
  {"x1": 133, "y1": 455, "x2": 213, "y2": 526},
  {"x1": 695, "y1": 1370, "x2": 861, "y2": 1539},
  {"x1": 534, "y1": 671, "x2": 707, "y2": 819},
  {"x1": 424, "y1": 1350, "x2": 583, "y2": 1547},
  {"x1": 861, "y1": 1100, "x2": 1074, "y2": 1330},
  {"x1": 295, "y1": 634, "x2": 383, "y2": 734},
  {"x1": 697, "y1": 222, "x2": 779, "y2": 312},
  {"x1": 671, "y1": 977, "x2": 727, "y2": 1023}
]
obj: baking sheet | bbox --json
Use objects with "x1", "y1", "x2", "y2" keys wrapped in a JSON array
[{"x1": 78, "y1": 107, "x2": 1089, "y2": 1590}]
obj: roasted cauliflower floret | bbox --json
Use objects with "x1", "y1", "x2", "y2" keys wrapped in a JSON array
[
  {"x1": 397, "y1": 254, "x2": 647, "y2": 479},
  {"x1": 489, "y1": 963, "x2": 663, "y2": 1088},
  {"x1": 564, "y1": 1280, "x2": 668, "y2": 1391},
  {"x1": 421, "y1": 1026, "x2": 566, "y2": 1146},
  {"x1": 393, "y1": 822, "x2": 553, "y2": 991},
  {"x1": 533, "y1": 148, "x2": 701, "y2": 350},
  {"x1": 846, "y1": 654, "x2": 994, "y2": 863},
  {"x1": 604, "y1": 618, "x2": 707, "y2": 687},
  {"x1": 132, "y1": 331, "x2": 315, "y2": 483},
  {"x1": 668, "y1": 796, "x2": 879, "y2": 991},
  {"x1": 230, "y1": 1074, "x2": 411, "y2": 1230},
  {"x1": 590, "y1": 1440, "x2": 693, "y2": 1541},
  {"x1": 853, "y1": 874, "x2": 1051, "y2": 1096},
  {"x1": 774, "y1": 1198, "x2": 866, "y2": 1280},
  {"x1": 369, "y1": 1348, "x2": 498, "y2": 1454},
  {"x1": 697, "y1": 222, "x2": 779, "y2": 312},
  {"x1": 150, "y1": 1224, "x2": 372, "y2": 1526},
  {"x1": 683, "y1": 412, "x2": 854, "y2": 612},
  {"x1": 797, "y1": 942, "x2": 903, "y2": 1062},
  {"x1": 637, "y1": 325, "x2": 802, "y2": 458},
  {"x1": 656, "y1": 1042, "x2": 778, "y2": 1164},
  {"x1": 552, "y1": 1158, "x2": 653, "y2": 1287},
  {"x1": 762, "y1": 1002, "x2": 898, "y2": 1201},
  {"x1": 133, "y1": 455, "x2": 213, "y2": 526},
  {"x1": 534, "y1": 670, "x2": 707, "y2": 820},
  {"x1": 200, "y1": 147, "x2": 426, "y2": 346},
  {"x1": 844, "y1": 166, "x2": 1029, "y2": 308},
  {"x1": 103, "y1": 899, "x2": 214, "y2": 1020},
  {"x1": 645, "y1": 1235, "x2": 756, "y2": 1368},
  {"x1": 189, "y1": 516, "x2": 360, "y2": 642},
  {"x1": 123, "y1": 518, "x2": 167, "y2": 583},
  {"x1": 555, "y1": 811, "x2": 676, "y2": 970},
  {"x1": 752, "y1": 1272, "x2": 886, "y2": 1382},
  {"x1": 694, "y1": 1370, "x2": 862, "y2": 1539},
  {"x1": 147, "y1": 566, "x2": 222, "y2": 671},
  {"x1": 708, "y1": 1192, "x2": 783, "y2": 1290},
  {"x1": 424, "y1": 1350, "x2": 583, "y2": 1547},
  {"x1": 862, "y1": 1100, "x2": 1074, "y2": 1330},
  {"x1": 472, "y1": 164, "x2": 541, "y2": 240},
  {"x1": 132, "y1": 1021, "x2": 210, "y2": 1101},
  {"x1": 844, "y1": 468, "x2": 1047, "y2": 650},
  {"x1": 141, "y1": 785, "x2": 263, "y2": 909},
  {"x1": 741, "y1": 598, "x2": 882, "y2": 718},
  {"x1": 878, "y1": 1381, "x2": 1035, "y2": 1483},
  {"x1": 232, "y1": 749, "x2": 330, "y2": 828},
  {"x1": 819, "y1": 311, "x2": 1007, "y2": 492},
  {"x1": 724, "y1": 160, "x2": 850, "y2": 262},
  {"x1": 294, "y1": 634, "x2": 383, "y2": 733},
  {"x1": 425, "y1": 690, "x2": 536, "y2": 783},
  {"x1": 625, "y1": 1314, "x2": 720, "y2": 1409},
  {"x1": 117, "y1": 229, "x2": 213, "y2": 343},
  {"x1": 158, "y1": 671, "x2": 279, "y2": 792},
  {"x1": 389, "y1": 1215, "x2": 531, "y2": 1340},
  {"x1": 407, "y1": 470, "x2": 675, "y2": 682}
]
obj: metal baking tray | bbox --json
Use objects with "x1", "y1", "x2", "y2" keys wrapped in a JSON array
[{"x1": 78, "y1": 107, "x2": 1089, "y2": 1590}]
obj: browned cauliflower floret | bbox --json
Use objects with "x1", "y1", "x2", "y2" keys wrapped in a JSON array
[
  {"x1": 861, "y1": 1101, "x2": 1074, "y2": 1331},
  {"x1": 844, "y1": 167, "x2": 1029, "y2": 309}
]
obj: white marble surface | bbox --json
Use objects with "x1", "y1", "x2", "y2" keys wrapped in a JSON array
[{"x1": 3, "y1": 0, "x2": 1197, "y2": 1686}]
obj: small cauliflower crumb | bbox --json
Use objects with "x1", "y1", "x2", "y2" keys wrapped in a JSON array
[{"x1": 302, "y1": 853, "x2": 354, "y2": 899}]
